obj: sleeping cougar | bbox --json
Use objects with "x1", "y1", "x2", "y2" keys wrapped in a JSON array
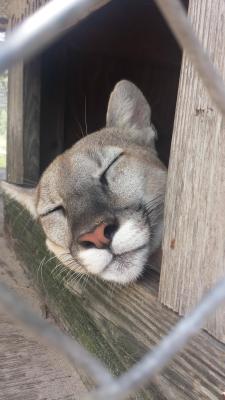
[{"x1": 2, "y1": 80, "x2": 167, "y2": 284}]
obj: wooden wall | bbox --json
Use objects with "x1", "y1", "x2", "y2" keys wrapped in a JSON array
[
  {"x1": 7, "y1": 61, "x2": 40, "y2": 184},
  {"x1": 7, "y1": 0, "x2": 225, "y2": 345},
  {"x1": 159, "y1": 0, "x2": 225, "y2": 343},
  {"x1": 7, "y1": 0, "x2": 184, "y2": 179},
  {"x1": 5, "y1": 195, "x2": 225, "y2": 400},
  {"x1": 39, "y1": 0, "x2": 184, "y2": 171},
  {"x1": 6, "y1": 0, "x2": 47, "y2": 184},
  {"x1": 7, "y1": 0, "x2": 111, "y2": 183},
  {"x1": 9, "y1": 0, "x2": 49, "y2": 29}
]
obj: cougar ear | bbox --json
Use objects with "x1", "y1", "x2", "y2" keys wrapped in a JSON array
[
  {"x1": 1, "y1": 181, "x2": 37, "y2": 219},
  {"x1": 107, "y1": 80, "x2": 152, "y2": 130}
]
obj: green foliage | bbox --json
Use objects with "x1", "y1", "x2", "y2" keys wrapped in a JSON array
[
  {"x1": 0, "y1": 72, "x2": 7, "y2": 137},
  {"x1": 0, "y1": 154, "x2": 6, "y2": 168},
  {"x1": 0, "y1": 72, "x2": 7, "y2": 168},
  {"x1": 0, "y1": 108, "x2": 7, "y2": 136},
  {"x1": 0, "y1": 72, "x2": 7, "y2": 94}
]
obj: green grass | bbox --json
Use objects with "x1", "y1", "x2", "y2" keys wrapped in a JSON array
[
  {"x1": 0, "y1": 77, "x2": 7, "y2": 170},
  {"x1": 0, "y1": 130, "x2": 6, "y2": 168},
  {"x1": 0, "y1": 153, "x2": 6, "y2": 168},
  {"x1": 0, "y1": 134, "x2": 6, "y2": 149},
  {"x1": 0, "y1": 109, "x2": 7, "y2": 137}
]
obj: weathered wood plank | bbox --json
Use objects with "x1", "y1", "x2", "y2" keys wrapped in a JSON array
[
  {"x1": 8, "y1": 1, "x2": 51, "y2": 29},
  {"x1": 159, "y1": 0, "x2": 225, "y2": 342},
  {"x1": 0, "y1": 184, "x2": 87, "y2": 399},
  {"x1": 7, "y1": 62, "x2": 24, "y2": 184},
  {"x1": 23, "y1": 59, "x2": 41, "y2": 184},
  {"x1": 0, "y1": 312, "x2": 87, "y2": 400},
  {"x1": 9, "y1": 0, "x2": 111, "y2": 30},
  {"x1": 4, "y1": 195, "x2": 225, "y2": 399},
  {"x1": 7, "y1": 2, "x2": 42, "y2": 185},
  {"x1": 0, "y1": 242, "x2": 87, "y2": 400},
  {"x1": 7, "y1": 0, "x2": 112, "y2": 183},
  {"x1": 7, "y1": 60, "x2": 41, "y2": 185}
]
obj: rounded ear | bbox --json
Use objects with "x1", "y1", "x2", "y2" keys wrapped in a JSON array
[
  {"x1": 1, "y1": 181, "x2": 37, "y2": 219},
  {"x1": 106, "y1": 80, "x2": 152, "y2": 130}
]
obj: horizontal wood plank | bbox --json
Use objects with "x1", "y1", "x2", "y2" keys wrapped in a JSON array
[{"x1": 3, "y1": 195, "x2": 225, "y2": 399}]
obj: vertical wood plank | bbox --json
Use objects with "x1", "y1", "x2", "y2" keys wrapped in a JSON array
[
  {"x1": 7, "y1": 60, "x2": 41, "y2": 185},
  {"x1": 159, "y1": 0, "x2": 225, "y2": 342},
  {"x1": 7, "y1": 62, "x2": 24, "y2": 183},
  {"x1": 23, "y1": 60, "x2": 41, "y2": 184},
  {"x1": 7, "y1": 0, "x2": 41, "y2": 185},
  {"x1": 7, "y1": 0, "x2": 111, "y2": 181}
]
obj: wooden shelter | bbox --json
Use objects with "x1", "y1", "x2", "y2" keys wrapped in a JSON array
[
  {"x1": 0, "y1": 0, "x2": 8, "y2": 32},
  {"x1": 4, "y1": 0, "x2": 225, "y2": 398}
]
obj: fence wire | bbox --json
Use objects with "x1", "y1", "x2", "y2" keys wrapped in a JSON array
[
  {"x1": 0, "y1": 0, "x2": 110, "y2": 74},
  {"x1": 1, "y1": 0, "x2": 225, "y2": 399}
]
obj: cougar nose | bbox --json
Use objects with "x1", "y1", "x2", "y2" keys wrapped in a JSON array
[{"x1": 78, "y1": 222, "x2": 118, "y2": 249}]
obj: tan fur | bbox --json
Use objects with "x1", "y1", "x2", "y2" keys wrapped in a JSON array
[{"x1": 2, "y1": 81, "x2": 167, "y2": 284}]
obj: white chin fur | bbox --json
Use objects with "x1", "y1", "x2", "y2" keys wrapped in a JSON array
[
  {"x1": 78, "y1": 248, "x2": 113, "y2": 274},
  {"x1": 100, "y1": 247, "x2": 149, "y2": 284}
]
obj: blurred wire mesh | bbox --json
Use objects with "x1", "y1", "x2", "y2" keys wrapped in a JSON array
[{"x1": 1, "y1": 0, "x2": 225, "y2": 399}]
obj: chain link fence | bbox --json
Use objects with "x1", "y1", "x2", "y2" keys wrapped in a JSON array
[{"x1": 1, "y1": 1, "x2": 225, "y2": 399}]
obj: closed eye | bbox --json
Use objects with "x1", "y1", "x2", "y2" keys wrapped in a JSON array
[
  {"x1": 100, "y1": 153, "x2": 123, "y2": 186},
  {"x1": 40, "y1": 205, "x2": 65, "y2": 218}
]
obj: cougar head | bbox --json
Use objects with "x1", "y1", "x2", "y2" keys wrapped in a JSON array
[{"x1": 2, "y1": 80, "x2": 167, "y2": 284}]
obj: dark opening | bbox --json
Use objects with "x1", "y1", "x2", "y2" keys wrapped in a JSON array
[{"x1": 40, "y1": 0, "x2": 188, "y2": 173}]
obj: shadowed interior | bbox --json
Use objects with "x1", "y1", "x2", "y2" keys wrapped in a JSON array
[{"x1": 39, "y1": 0, "x2": 188, "y2": 173}]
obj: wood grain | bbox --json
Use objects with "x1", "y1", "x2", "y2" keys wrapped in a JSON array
[
  {"x1": 7, "y1": 2, "x2": 42, "y2": 185},
  {"x1": 9, "y1": 1, "x2": 57, "y2": 28},
  {"x1": 4, "y1": 195, "x2": 225, "y2": 399},
  {"x1": 7, "y1": 0, "x2": 112, "y2": 182},
  {"x1": 7, "y1": 60, "x2": 41, "y2": 185},
  {"x1": 23, "y1": 59, "x2": 41, "y2": 184},
  {"x1": 9, "y1": 0, "x2": 111, "y2": 31},
  {"x1": 0, "y1": 187, "x2": 87, "y2": 399},
  {"x1": 159, "y1": 0, "x2": 225, "y2": 342},
  {"x1": 7, "y1": 62, "x2": 24, "y2": 184}
]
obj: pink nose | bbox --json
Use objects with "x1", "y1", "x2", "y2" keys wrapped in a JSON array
[{"x1": 78, "y1": 222, "x2": 117, "y2": 249}]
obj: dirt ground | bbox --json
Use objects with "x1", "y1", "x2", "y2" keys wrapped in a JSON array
[{"x1": 0, "y1": 169, "x2": 87, "y2": 400}]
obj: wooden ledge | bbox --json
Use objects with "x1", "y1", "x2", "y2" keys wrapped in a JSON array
[{"x1": 3, "y1": 194, "x2": 225, "y2": 399}]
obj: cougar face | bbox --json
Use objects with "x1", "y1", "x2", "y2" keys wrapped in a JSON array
[{"x1": 2, "y1": 80, "x2": 167, "y2": 284}]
